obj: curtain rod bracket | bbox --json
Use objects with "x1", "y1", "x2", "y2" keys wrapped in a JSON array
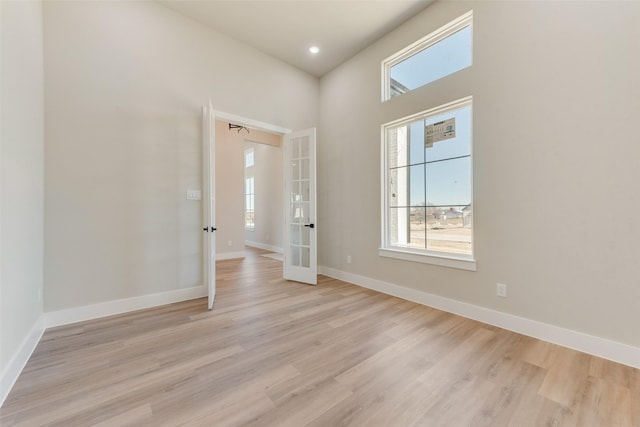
[{"x1": 229, "y1": 123, "x2": 250, "y2": 134}]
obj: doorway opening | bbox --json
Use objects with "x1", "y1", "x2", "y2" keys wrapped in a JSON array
[
  {"x1": 205, "y1": 107, "x2": 316, "y2": 290},
  {"x1": 212, "y1": 118, "x2": 285, "y2": 262},
  {"x1": 243, "y1": 138, "x2": 284, "y2": 257}
]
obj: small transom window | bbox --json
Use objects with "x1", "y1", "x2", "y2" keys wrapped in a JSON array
[{"x1": 382, "y1": 11, "x2": 472, "y2": 101}]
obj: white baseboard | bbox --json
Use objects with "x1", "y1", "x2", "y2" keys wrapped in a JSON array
[
  {"x1": 244, "y1": 241, "x2": 282, "y2": 253},
  {"x1": 1, "y1": 314, "x2": 46, "y2": 406},
  {"x1": 46, "y1": 285, "x2": 207, "y2": 328},
  {"x1": 216, "y1": 251, "x2": 246, "y2": 261},
  {"x1": 319, "y1": 266, "x2": 640, "y2": 369}
]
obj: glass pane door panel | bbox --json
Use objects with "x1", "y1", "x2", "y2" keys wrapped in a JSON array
[
  {"x1": 292, "y1": 139, "x2": 300, "y2": 159},
  {"x1": 291, "y1": 204, "x2": 301, "y2": 224},
  {"x1": 292, "y1": 161, "x2": 300, "y2": 180},
  {"x1": 300, "y1": 137, "x2": 309, "y2": 157},
  {"x1": 301, "y1": 247, "x2": 310, "y2": 268},
  {"x1": 290, "y1": 182, "x2": 301, "y2": 203},
  {"x1": 291, "y1": 203, "x2": 309, "y2": 224},
  {"x1": 291, "y1": 225, "x2": 300, "y2": 245},
  {"x1": 290, "y1": 246, "x2": 300, "y2": 266},
  {"x1": 301, "y1": 158, "x2": 309, "y2": 179},
  {"x1": 301, "y1": 226, "x2": 310, "y2": 246},
  {"x1": 300, "y1": 202, "x2": 310, "y2": 223},
  {"x1": 301, "y1": 180, "x2": 310, "y2": 202}
]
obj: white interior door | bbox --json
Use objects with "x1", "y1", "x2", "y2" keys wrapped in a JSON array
[
  {"x1": 283, "y1": 128, "x2": 317, "y2": 285},
  {"x1": 203, "y1": 100, "x2": 216, "y2": 309}
]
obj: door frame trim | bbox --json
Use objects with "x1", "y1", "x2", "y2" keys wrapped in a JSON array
[{"x1": 212, "y1": 109, "x2": 291, "y2": 136}]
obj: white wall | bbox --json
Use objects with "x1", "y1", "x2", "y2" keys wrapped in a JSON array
[
  {"x1": 244, "y1": 140, "x2": 283, "y2": 252},
  {"x1": 43, "y1": 1, "x2": 318, "y2": 312},
  {"x1": 319, "y1": 1, "x2": 640, "y2": 348},
  {"x1": 1, "y1": 0, "x2": 45, "y2": 397}
]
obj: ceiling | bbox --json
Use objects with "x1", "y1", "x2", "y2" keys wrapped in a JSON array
[{"x1": 159, "y1": 0, "x2": 433, "y2": 77}]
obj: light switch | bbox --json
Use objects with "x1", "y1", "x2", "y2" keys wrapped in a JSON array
[{"x1": 186, "y1": 190, "x2": 201, "y2": 200}]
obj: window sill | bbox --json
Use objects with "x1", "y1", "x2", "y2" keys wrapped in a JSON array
[
  {"x1": 245, "y1": 227, "x2": 255, "y2": 232},
  {"x1": 378, "y1": 248, "x2": 476, "y2": 271}
]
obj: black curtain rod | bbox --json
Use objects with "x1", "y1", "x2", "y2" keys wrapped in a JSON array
[{"x1": 229, "y1": 123, "x2": 250, "y2": 134}]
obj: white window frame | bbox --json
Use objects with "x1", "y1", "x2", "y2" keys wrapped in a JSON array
[
  {"x1": 381, "y1": 10, "x2": 473, "y2": 102},
  {"x1": 379, "y1": 96, "x2": 476, "y2": 271}
]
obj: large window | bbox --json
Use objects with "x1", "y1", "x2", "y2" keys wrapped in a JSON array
[
  {"x1": 381, "y1": 97, "x2": 474, "y2": 270},
  {"x1": 382, "y1": 11, "x2": 472, "y2": 101}
]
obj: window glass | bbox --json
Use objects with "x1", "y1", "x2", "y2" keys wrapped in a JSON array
[
  {"x1": 383, "y1": 11, "x2": 472, "y2": 101},
  {"x1": 390, "y1": 27, "x2": 471, "y2": 98},
  {"x1": 383, "y1": 99, "x2": 472, "y2": 259},
  {"x1": 245, "y1": 149, "x2": 254, "y2": 167}
]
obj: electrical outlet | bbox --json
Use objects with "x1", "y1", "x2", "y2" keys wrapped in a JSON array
[
  {"x1": 266, "y1": 234, "x2": 269, "y2": 242},
  {"x1": 186, "y1": 190, "x2": 201, "y2": 200},
  {"x1": 37, "y1": 288, "x2": 43, "y2": 303},
  {"x1": 347, "y1": 255, "x2": 352, "y2": 264},
  {"x1": 496, "y1": 283, "x2": 507, "y2": 298},
  {"x1": 227, "y1": 240, "x2": 232, "y2": 247}
]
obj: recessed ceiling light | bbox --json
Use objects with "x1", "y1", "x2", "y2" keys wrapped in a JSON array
[{"x1": 309, "y1": 46, "x2": 320, "y2": 55}]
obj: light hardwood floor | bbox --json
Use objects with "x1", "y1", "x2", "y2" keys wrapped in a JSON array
[{"x1": 2, "y1": 248, "x2": 639, "y2": 426}]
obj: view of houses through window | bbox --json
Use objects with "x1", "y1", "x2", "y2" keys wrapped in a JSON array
[{"x1": 385, "y1": 98, "x2": 472, "y2": 257}]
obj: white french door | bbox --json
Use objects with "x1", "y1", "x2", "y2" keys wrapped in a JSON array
[
  {"x1": 202, "y1": 100, "x2": 216, "y2": 309},
  {"x1": 283, "y1": 128, "x2": 317, "y2": 285}
]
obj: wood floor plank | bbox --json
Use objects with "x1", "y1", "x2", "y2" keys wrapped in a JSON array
[
  {"x1": 345, "y1": 375, "x2": 438, "y2": 427},
  {"x1": 574, "y1": 377, "x2": 634, "y2": 427},
  {"x1": 416, "y1": 372, "x2": 498, "y2": 427},
  {"x1": 243, "y1": 377, "x2": 352, "y2": 427},
  {"x1": 538, "y1": 346, "x2": 593, "y2": 408},
  {"x1": 150, "y1": 364, "x2": 298, "y2": 426},
  {"x1": 92, "y1": 404, "x2": 153, "y2": 427},
  {"x1": 335, "y1": 326, "x2": 436, "y2": 390},
  {"x1": 468, "y1": 360, "x2": 547, "y2": 427},
  {"x1": 1, "y1": 247, "x2": 638, "y2": 426}
]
